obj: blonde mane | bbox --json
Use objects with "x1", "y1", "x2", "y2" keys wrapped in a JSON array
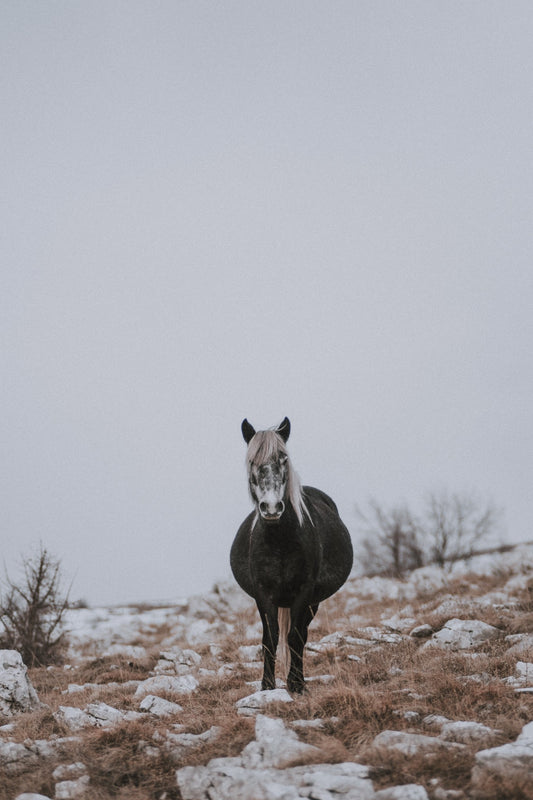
[{"x1": 246, "y1": 429, "x2": 311, "y2": 526}]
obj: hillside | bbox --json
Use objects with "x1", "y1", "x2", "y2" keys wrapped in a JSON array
[{"x1": 2, "y1": 545, "x2": 533, "y2": 799}]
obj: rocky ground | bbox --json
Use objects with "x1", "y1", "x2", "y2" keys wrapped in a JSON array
[{"x1": 2, "y1": 545, "x2": 533, "y2": 799}]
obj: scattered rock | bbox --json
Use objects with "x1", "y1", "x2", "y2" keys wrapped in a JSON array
[
  {"x1": 157, "y1": 725, "x2": 221, "y2": 763},
  {"x1": 440, "y1": 720, "x2": 502, "y2": 746},
  {"x1": 181, "y1": 618, "x2": 234, "y2": 646},
  {"x1": 0, "y1": 740, "x2": 40, "y2": 775},
  {"x1": 14, "y1": 795, "x2": 53, "y2": 800},
  {"x1": 0, "y1": 651, "x2": 41, "y2": 718},
  {"x1": 374, "y1": 785, "x2": 429, "y2": 799},
  {"x1": 153, "y1": 647, "x2": 202, "y2": 675},
  {"x1": 177, "y1": 716, "x2": 374, "y2": 799},
  {"x1": 139, "y1": 694, "x2": 183, "y2": 716},
  {"x1": 240, "y1": 714, "x2": 321, "y2": 768},
  {"x1": 134, "y1": 674, "x2": 198, "y2": 698},
  {"x1": 238, "y1": 644, "x2": 262, "y2": 662},
  {"x1": 409, "y1": 624, "x2": 433, "y2": 638},
  {"x1": 291, "y1": 717, "x2": 338, "y2": 731},
  {"x1": 505, "y1": 661, "x2": 533, "y2": 688},
  {"x1": 423, "y1": 619, "x2": 501, "y2": 651},
  {"x1": 63, "y1": 680, "x2": 140, "y2": 695},
  {"x1": 0, "y1": 737, "x2": 78, "y2": 776},
  {"x1": 52, "y1": 763, "x2": 87, "y2": 780},
  {"x1": 54, "y1": 702, "x2": 142, "y2": 730},
  {"x1": 54, "y1": 775, "x2": 90, "y2": 799},
  {"x1": 471, "y1": 719, "x2": 533, "y2": 785},
  {"x1": 102, "y1": 644, "x2": 148, "y2": 660},
  {"x1": 505, "y1": 633, "x2": 533, "y2": 657},
  {"x1": 373, "y1": 730, "x2": 464, "y2": 757},
  {"x1": 235, "y1": 688, "x2": 294, "y2": 716}
]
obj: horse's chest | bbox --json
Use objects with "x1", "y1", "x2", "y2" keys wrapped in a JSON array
[{"x1": 252, "y1": 536, "x2": 311, "y2": 599}]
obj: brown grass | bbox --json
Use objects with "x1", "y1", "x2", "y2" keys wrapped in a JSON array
[{"x1": 2, "y1": 566, "x2": 533, "y2": 799}]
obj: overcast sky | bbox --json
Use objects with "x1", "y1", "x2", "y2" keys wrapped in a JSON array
[{"x1": 2, "y1": 2, "x2": 532, "y2": 606}]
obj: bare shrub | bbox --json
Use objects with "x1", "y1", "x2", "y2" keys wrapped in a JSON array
[
  {"x1": 425, "y1": 490, "x2": 501, "y2": 567},
  {"x1": 356, "y1": 500, "x2": 424, "y2": 578},
  {"x1": 356, "y1": 490, "x2": 502, "y2": 577},
  {"x1": 0, "y1": 544, "x2": 70, "y2": 666}
]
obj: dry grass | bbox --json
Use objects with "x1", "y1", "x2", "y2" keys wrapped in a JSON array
[{"x1": 2, "y1": 569, "x2": 533, "y2": 799}]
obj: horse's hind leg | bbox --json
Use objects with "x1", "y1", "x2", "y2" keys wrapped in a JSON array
[
  {"x1": 287, "y1": 603, "x2": 318, "y2": 694},
  {"x1": 258, "y1": 603, "x2": 279, "y2": 690}
]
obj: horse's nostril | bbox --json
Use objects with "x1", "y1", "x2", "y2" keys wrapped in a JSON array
[{"x1": 259, "y1": 500, "x2": 284, "y2": 518}]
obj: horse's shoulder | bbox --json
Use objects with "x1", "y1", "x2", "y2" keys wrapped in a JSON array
[{"x1": 302, "y1": 486, "x2": 339, "y2": 515}]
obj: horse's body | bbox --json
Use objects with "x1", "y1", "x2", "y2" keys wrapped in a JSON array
[{"x1": 230, "y1": 418, "x2": 353, "y2": 693}]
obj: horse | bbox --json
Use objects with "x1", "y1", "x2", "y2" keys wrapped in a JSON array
[{"x1": 230, "y1": 417, "x2": 353, "y2": 693}]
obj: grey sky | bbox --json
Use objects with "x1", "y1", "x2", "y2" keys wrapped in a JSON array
[{"x1": 2, "y1": 2, "x2": 532, "y2": 605}]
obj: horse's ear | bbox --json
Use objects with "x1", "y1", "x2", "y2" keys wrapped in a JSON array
[
  {"x1": 276, "y1": 417, "x2": 291, "y2": 443},
  {"x1": 241, "y1": 418, "x2": 256, "y2": 444}
]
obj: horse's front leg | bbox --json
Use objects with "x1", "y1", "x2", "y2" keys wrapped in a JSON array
[
  {"x1": 287, "y1": 602, "x2": 318, "y2": 694},
  {"x1": 257, "y1": 602, "x2": 279, "y2": 690}
]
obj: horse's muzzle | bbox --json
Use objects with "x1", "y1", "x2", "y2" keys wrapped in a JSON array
[{"x1": 259, "y1": 500, "x2": 285, "y2": 523}]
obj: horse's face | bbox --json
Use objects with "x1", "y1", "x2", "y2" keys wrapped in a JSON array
[{"x1": 249, "y1": 455, "x2": 288, "y2": 523}]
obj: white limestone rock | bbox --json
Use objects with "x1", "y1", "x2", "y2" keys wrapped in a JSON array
[
  {"x1": 102, "y1": 644, "x2": 148, "y2": 660},
  {"x1": 409, "y1": 624, "x2": 433, "y2": 638},
  {"x1": 52, "y1": 763, "x2": 87, "y2": 780},
  {"x1": 54, "y1": 702, "x2": 142, "y2": 730},
  {"x1": 134, "y1": 674, "x2": 198, "y2": 698},
  {"x1": 505, "y1": 633, "x2": 533, "y2": 657},
  {"x1": 440, "y1": 720, "x2": 502, "y2": 746},
  {"x1": 290, "y1": 718, "x2": 336, "y2": 731},
  {"x1": 505, "y1": 661, "x2": 533, "y2": 688},
  {"x1": 235, "y1": 688, "x2": 294, "y2": 716},
  {"x1": 54, "y1": 775, "x2": 90, "y2": 799},
  {"x1": 472, "y1": 720, "x2": 533, "y2": 785},
  {"x1": 177, "y1": 759, "x2": 374, "y2": 800},
  {"x1": 299, "y1": 762, "x2": 373, "y2": 796},
  {"x1": 373, "y1": 730, "x2": 464, "y2": 757},
  {"x1": 139, "y1": 694, "x2": 183, "y2": 716},
  {"x1": 375, "y1": 785, "x2": 429, "y2": 799},
  {"x1": 160, "y1": 725, "x2": 221, "y2": 764},
  {"x1": 63, "y1": 679, "x2": 140, "y2": 695},
  {"x1": 0, "y1": 739, "x2": 40, "y2": 774},
  {"x1": 423, "y1": 619, "x2": 501, "y2": 651},
  {"x1": 0, "y1": 650, "x2": 41, "y2": 717},
  {"x1": 177, "y1": 714, "x2": 374, "y2": 799},
  {"x1": 15, "y1": 795, "x2": 53, "y2": 800},
  {"x1": 238, "y1": 644, "x2": 262, "y2": 662},
  {"x1": 240, "y1": 715, "x2": 320, "y2": 769},
  {"x1": 154, "y1": 647, "x2": 202, "y2": 675},
  {"x1": 183, "y1": 618, "x2": 234, "y2": 646},
  {"x1": 0, "y1": 735, "x2": 78, "y2": 776}
]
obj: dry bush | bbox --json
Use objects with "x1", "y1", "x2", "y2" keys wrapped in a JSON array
[
  {"x1": 356, "y1": 490, "x2": 503, "y2": 577},
  {"x1": 0, "y1": 545, "x2": 71, "y2": 666}
]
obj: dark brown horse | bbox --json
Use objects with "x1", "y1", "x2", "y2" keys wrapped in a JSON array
[{"x1": 230, "y1": 417, "x2": 353, "y2": 693}]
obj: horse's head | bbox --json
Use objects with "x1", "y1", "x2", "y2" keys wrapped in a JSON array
[{"x1": 242, "y1": 417, "x2": 291, "y2": 524}]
